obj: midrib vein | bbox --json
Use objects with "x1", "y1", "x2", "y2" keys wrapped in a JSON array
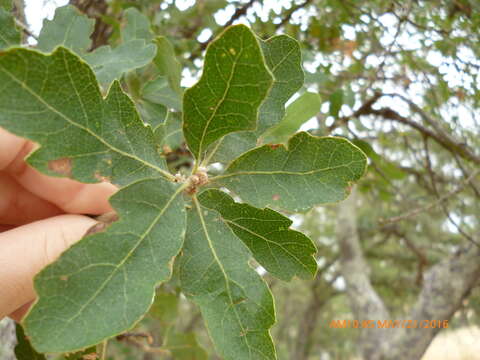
[
  {"x1": 65, "y1": 183, "x2": 185, "y2": 325},
  {"x1": 0, "y1": 63, "x2": 173, "y2": 180},
  {"x1": 224, "y1": 219, "x2": 311, "y2": 273},
  {"x1": 213, "y1": 161, "x2": 361, "y2": 180},
  {"x1": 197, "y1": 48, "x2": 242, "y2": 159},
  {"x1": 193, "y1": 196, "x2": 252, "y2": 354}
]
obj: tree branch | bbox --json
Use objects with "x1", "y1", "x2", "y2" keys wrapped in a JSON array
[
  {"x1": 188, "y1": 0, "x2": 256, "y2": 61},
  {"x1": 380, "y1": 169, "x2": 480, "y2": 227},
  {"x1": 275, "y1": 0, "x2": 313, "y2": 30}
]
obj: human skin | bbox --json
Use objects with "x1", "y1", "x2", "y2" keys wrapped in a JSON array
[{"x1": 0, "y1": 128, "x2": 117, "y2": 321}]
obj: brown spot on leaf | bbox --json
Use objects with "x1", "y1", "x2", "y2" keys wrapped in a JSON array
[
  {"x1": 48, "y1": 158, "x2": 72, "y2": 177},
  {"x1": 267, "y1": 144, "x2": 282, "y2": 150},
  {"x1": 60, "y1": 275, "x2": 68, "y2": 281},
  {"x1": 272, "y1": 194, "x2": 281, "y2": 201},
  {"x1": 162, "y1": 145, "x2": 172, "y2": 155}
]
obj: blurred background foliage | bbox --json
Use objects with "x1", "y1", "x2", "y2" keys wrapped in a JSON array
[{"x1": 2, "y1": 0, "x2": 480, "y2": 359}]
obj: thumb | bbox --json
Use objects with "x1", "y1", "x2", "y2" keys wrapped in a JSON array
[{"x1": 0, "y1": 215, "x2": 97, "y2": 321}]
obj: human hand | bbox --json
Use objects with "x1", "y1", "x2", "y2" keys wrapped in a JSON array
[{"x1": 0, "y1": 128, "x2": 117, "y2": 321}]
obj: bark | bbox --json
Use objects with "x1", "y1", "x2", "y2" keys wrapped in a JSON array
[
  {"x1": 69, "y1": 0, "x2": 110, "y2": 50},
  {"x1": 336, "y1": 188, "x2": 480, "y2": 360},
  {"x1": 387, "y1": 243, "x2": 480, "y2": 359},
  {"x1": 337, "y1": 189, "x2": 391, "y2": 359}
]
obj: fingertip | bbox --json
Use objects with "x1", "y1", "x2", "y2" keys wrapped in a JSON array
[{"x1": 0, "y1": 215, "x2": 98, "y2": 319}]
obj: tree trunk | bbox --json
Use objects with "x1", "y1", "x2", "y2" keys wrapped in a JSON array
[
  {"x1": 337, "y1": 189, "x2": 391, "y2": 359},
  {"x1": 336, "y1": 188, "x2": 480, "y2": 360}
]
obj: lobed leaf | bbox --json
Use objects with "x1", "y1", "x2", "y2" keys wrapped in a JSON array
[
  {"x1": 256, "y1": 34, "x2": 304, "y2": 135},
  {"x1": 141, "y1": 75, "x2": 182, "y2": 111},
  {"x1": 205, "y1": 34, "x2": 304, "y2": 164},
  {"x1": 198, "y1": 189, "x2": 317, "y2": 281},
  {"x1": 0, "y1": 47, "x2": 170, "y2": 185},
  {"x1": 178, "y1": 197, "x2": 277, "y2": 360},
  {"x1": 183, "y1": 24, "x2": 273, "y2": 160},
  {"x1": 84, "y1": 40, "x2": 157, "y2": 86},
  {"x1": 153, "y1": 36, "x2": 183, "y2": 95},
  {"x1": 122, "y1": 7, "x2": 153, "y2": 43},
  {"x1": 156, "y1": 111, "x2": 183, "y2": 150},
  {"x1": 24, "y1": 178, "x2": 187, "y2": 353},
  {"x1": 215, "y1": 132, "x2": 367, "y2": 212},
  {"x1": 36, "y1": 5, "x2": 156, "y2": 86},
  {"x1": 37, "y1": 5, "x2": 94, "y2": 54},
  {"x1": 0, "y1": 7, "x2": 20, "y2": 49}
]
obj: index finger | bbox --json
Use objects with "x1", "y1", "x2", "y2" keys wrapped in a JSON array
[{"x1": 0, "y1": 128, "x2": 117, "y2": 215}]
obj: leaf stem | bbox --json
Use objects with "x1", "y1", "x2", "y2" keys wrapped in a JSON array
[{"x1": 100, "y1": 339, "x2": 108, "y2": 360}]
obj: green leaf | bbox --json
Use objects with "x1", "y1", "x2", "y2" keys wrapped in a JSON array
[
  {"x1": 0, "y1": 0, "x2": 12, "y2": 10},
  {"x1": 14, "y1": 324, "x2": 46, "y2": 360},
  {"x1": 0, "y1": 47, "x2": 171, "y2": 185},
  {"x1": 141, "y1": 75, "x2": 182, "y2": 111},
  {"x1": 329, "y1": 89, "x2": 343, "y2": 118},
  {"x1": 153, "y1": 36, "x2": 182, "y2": 95},
  {"x1": 164, "y1": 332, "x2": 208, "y2": 360},
  {"x1": 256, "y1": 34, "x2": 304, "y2": 135},
  {"x1": 205, "y1": 34, "x2": 303, "y2": 164},
  {"x1": 198, "y1": 189, "x2": 317, "y2": 281},
  {"x1": 183, "y1": 24, "x2": 273, "y2": 159},
  {"x1": 37, "y1": 6, "x2": 156, "y2": 86},
  {"x1": 215, "y1": 132, "x2": 367, "y2": 212},
  {"x1": 149, "y1": 289, "x2": 179, "y2": 325},
  {"x1": 136, "y1": 100, "x2": 168, "y2": 129},
  {"x1": 37, "y1": 5, "x2": 94, "y2": 54},
  {"x1": 122, "y1": 7, "x2": 153, "y2": 43},
  {"x1": 24, "y1": 178, "x2": 187, "y2": 353},
  {"x1": 207, "y1": 131, "x2": 257, "y2": 165},
  {"x1": 264, "y1": 92, "x2": 322, "y2": 143},
  {"x1": 156, "y1": 111, "x2": 184, "y2": 150},
  {"x1": 178, "y1": 197, "x2": 276, "y2": 360},
  {"x1": 84, "y1": 40, "x2": 157, "y2": 86},
  {"x1": 0, "y1": 7, "x2": 20, "y2": 49}
]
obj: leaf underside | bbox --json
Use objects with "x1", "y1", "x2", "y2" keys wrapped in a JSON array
[{"x1": 0, "y1": 7, "x2": 20, "y2": 49}]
